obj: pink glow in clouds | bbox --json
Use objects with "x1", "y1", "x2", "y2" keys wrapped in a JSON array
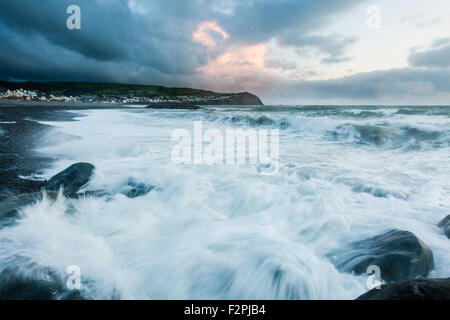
[
  {"x1": 193, "y1": 20, "x2": 278, "y2": 94},
  {"x1": 192, "y1": 20, "x2": 230, "y2": 48},
  {"x1": 199, "y1": 43, "x2": 277, "y2": 93}
]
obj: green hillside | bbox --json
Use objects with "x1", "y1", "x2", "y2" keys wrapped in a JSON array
[{"x1": 0, "y1": 81, "x2": 232, "y2": 97}]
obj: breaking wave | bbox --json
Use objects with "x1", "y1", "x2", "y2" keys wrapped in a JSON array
[
  {"x1": 1, "y1": 105, "x2": 449, "y2": 299},
  {"x1": 327, "y1": 124, "x2": 449, "y2": 149}
]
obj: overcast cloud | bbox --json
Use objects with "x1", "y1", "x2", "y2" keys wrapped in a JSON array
[{"x1": 0, "y1": 0, "x2": 449, "y2": 104}]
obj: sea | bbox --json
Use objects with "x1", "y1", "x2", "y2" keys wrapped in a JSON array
[{"x1": 0, "y1": 105, "x2": 449, "y2": 299}]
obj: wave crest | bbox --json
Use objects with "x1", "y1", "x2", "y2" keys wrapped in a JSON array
[{"x1": 327, "y1": 124, "x2": 449, "y2": 149}]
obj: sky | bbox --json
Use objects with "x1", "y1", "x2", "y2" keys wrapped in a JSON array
[{"x1": 0, "y1": 0, "x2": 450, "y2": 105}]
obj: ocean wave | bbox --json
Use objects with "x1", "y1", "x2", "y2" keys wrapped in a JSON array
[
  {"x1": 327, "y1": 123, "x2": 449, "y2": 149},
  {"x1": 395, "y1": 107, "x2": 450, "y2": 117},
  {"x1": 2, "y1": 107, "x2": 450, "y2": 300},
  {"x1": 351, "y1": 184, "x2": 409, "y2": 200},
  {"x1": 336, "y1": 178, "x2": 410, "y2": 200},
  {"x1": 300, "y1": 110, "x2": 389, "y2": 119},
  {"x1": 295, "y1": 106, "x2": 401, "y2": 119},
  {"x1": 205, "y1": 113, "x2": 292, "y2": 129}
]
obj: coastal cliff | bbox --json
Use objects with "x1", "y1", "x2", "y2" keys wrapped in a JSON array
[
  {"x1": 195, "y1": 92, "x2": 264, "y2": 106},
  {"x1": 146, "y1": 92, "x2": 264, "y2": 109}
]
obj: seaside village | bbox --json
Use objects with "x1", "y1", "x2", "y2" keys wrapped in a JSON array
[
  {"x1": 0, "y1": 89, "x2": 78, "y2": 102},
  {"x1": 0, "y1": 88, "x2": 233, "y2": 104}
]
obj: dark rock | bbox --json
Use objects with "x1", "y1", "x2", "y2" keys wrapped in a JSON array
[
  {"x1": 0, "y1": 176, "x2": 46, "y2": 200},
  {"x1": 0, "y1": 193, "x2": 36, "y2": 215},
  {"x1": 0, "y1": 187, "x2": 17, "y2": 201},
  {"x1": 226, "y1": 92, "x2": 264, "y2": 105},
  {"x1": 77, "y1": 189, "x2": 114, "y2": 199},
  {"x1": 121, "y1": 179, "x2": 154, "y2": 198},
  {"x1": 46, "y1": 163, "x2": 95, "y2": 196},
  {"x1": 333, "y1": 230, "x2": 434, "y2": 282},
  {"x1": 0, "y1": 193, "x2": 36, "y2": 227},
  {"x1": 438, "y1": 215, "x2": 450, "y2": 239},
  {"x1": 0, "y1": 191, "x2": 59, "y2": 228},
  {"x1": 357, "y1": 278, "x2": 450, "y2": 300},
  {"x1": 78, "y1": 182, "x2": 154, "y2": 200},
  {"x1": 0, "y1": 266, "x2": 84, "y2": 300}
]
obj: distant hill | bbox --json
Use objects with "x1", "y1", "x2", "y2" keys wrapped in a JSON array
[
  {"x1": 194, "y1": 92, "x2": 263, "y2": 106},
  {"x1": 146, "y1": 92, "x2": 264, "y2": 109},
  {"x1": 0, "y1": 81, "x2": 263, "y2": 105}
]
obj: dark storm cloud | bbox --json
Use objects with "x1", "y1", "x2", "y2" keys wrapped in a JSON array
[
  {"x1": 0, "y1": 0, "x2": 130, "y2": 61},
  {"x1": 278, "y1": 33, "x2": 358, "y2": 64},
  {"x1": 214, "y1": 0, "x2": 364, "y2": 43},
  {"x1": 218, "y1": 1, "x2": 361, "y2": 64},
  {"x1": 409, "y1": 39, "x2": 450, "y2": 68},
  {"x1": 275, "y1": 35, "x2": 450, "y2": 103},
  {"x1": 2, "y1": 0, "x2": 449, "y2": 104},
  {"x1": 277, "y1": 68, "x2": 450, "y2": 103},
  {"x1": 0, "y1": 0, "x2": 365, "y2": 84},
  {"x1": 0, "y1": 0, "x2": 206, "y2": 82}
]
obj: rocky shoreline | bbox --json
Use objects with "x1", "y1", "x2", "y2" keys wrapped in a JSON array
[
  {"x1": 0, "y1": 102, "x2": 127, "y2": 197},
  {"x1": 0, "y1": 103, "x2": 449, "y2": 300}
]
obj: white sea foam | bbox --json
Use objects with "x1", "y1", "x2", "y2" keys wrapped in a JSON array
[
  {"x1": 18, "y1": 174, "x2": 46, "y2": 181},
  {"x1": 0, "y1": 106, "x2": 449, "y2": 299}
]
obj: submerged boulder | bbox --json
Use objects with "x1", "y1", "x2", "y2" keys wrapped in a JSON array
[
  {"x1": 0, "y1": 266, "x2": 84, "y2": 300},
  {"x1": 438, "y1": 215, "x2": 450, "y2": 239},
  {"x1": 0, "y1": 191, "x2": 59, "y2": 228},
  {"x1": 0, "y1": 187, "x2": 18, "y2": 201},
  {"x1": 357, "y1": 278, "x2": 450, "y2": 300},
  {"x1": 0, "y1": 163, "x2": 93, "y2": 228},
  {"x1": 121, "y1": 179, "x2": 154, "y2": 198},
  {"x1": 46, "y1": 163, "x2": 95, "y2": 197},
  {"x1": 334, "y1": 230, "x2": 434, "y2": 282},
  {"x1": 0, "y1": 193, "x2": 36, "y2": 227},
  {"x1": 77, "y1": 189, "x2": 114, "y2": 199}
]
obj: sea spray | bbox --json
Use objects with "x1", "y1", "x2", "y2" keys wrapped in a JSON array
[{"x1": 0, "y1": 105, "x2": 449, "y2": 299}]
